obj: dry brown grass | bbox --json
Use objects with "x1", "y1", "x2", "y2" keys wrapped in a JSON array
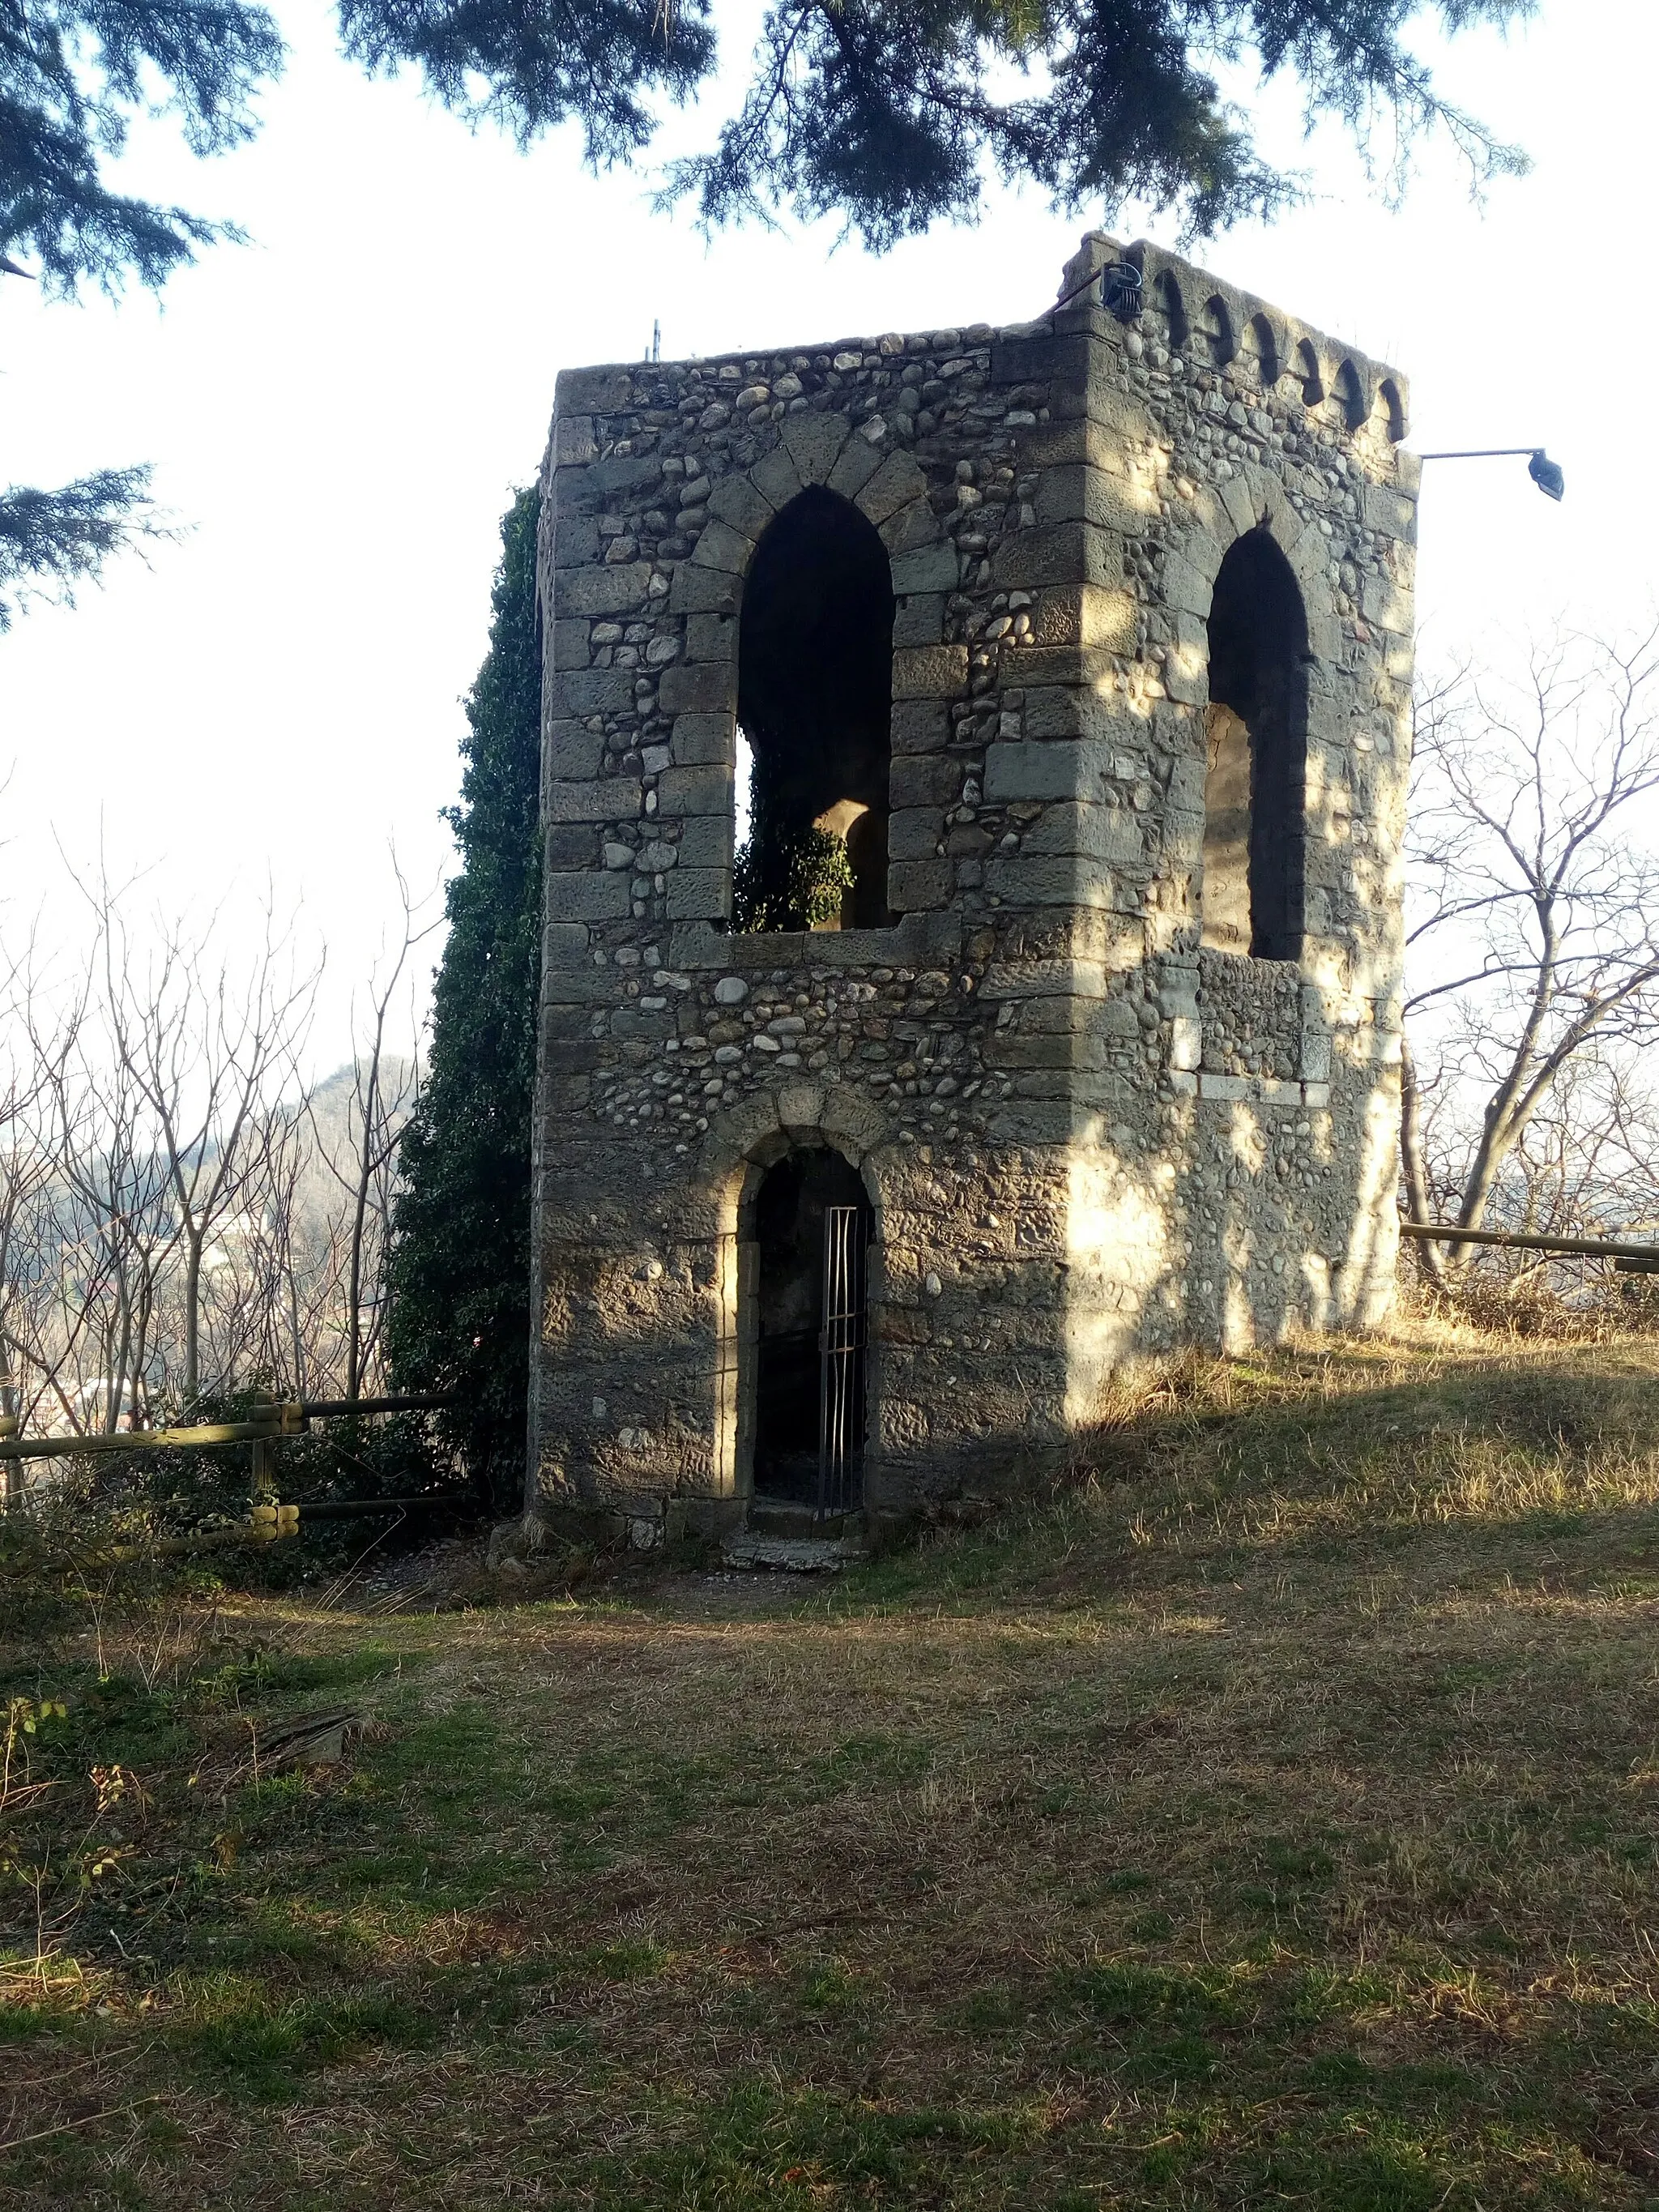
[{"x1": 6, "y1": 1324, "x2": 1659, "y2": 2206}]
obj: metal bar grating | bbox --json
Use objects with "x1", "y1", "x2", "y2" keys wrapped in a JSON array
[{"x1": 817, "y1": 1205, "x2": 866, "y2": 1520}]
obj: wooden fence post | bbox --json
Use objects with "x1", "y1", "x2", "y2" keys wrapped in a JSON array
[
  {"x1": 249, "y1": 1389, "x2": 278, "y2": 1505},
  {"x1": 0, "y1": 1379, "x2": 17, "y2": 1510}
]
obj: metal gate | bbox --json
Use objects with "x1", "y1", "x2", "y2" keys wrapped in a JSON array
[{"x1": 816, "y1": 1204, "x2": 867, "y2": 1518}]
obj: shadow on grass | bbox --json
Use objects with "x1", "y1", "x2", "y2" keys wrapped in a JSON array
[{"x1": 834, "y1": 1345, "x2": 1659, "y2": 1615}]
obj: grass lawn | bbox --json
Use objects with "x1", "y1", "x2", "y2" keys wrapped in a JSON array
[{"x1": 5, "y1": 1325, "x2": 1659, "y2": 2207}]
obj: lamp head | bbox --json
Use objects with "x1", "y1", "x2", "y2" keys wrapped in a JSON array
[
  {"x1": 1529, "y1": 450, "x2": 1565, "y2": 501},
  {"x1": 1100, "y1": 262, "x2": 1142, "y2": 320}
]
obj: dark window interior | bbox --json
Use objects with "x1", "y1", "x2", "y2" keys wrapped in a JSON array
[
  {"x1": 737, "y1": 487, "x2": 894, "y2": 931},
  {"x1": 1205, "y1": 528, "x2": 1311, "y2": 961},
  {"x1": 750, "y1": 1147, "x2": 871, "y2": 1506}
]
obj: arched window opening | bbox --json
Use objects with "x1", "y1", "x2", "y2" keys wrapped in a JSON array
[
  {"x1": 1293, "y1": 338, "x2": 1324, "y2": 407},
  {"x1": 744, "y1": 1147, "x2": 872, "y2": 1522},
  {"x1": 1153, "y1": 269, "x2": 1189, "y2": 348},
  {"x1": 1333, "y1": 358, "x2": 1367, "y2": 431},
  {"x1": 1202, "y1": 529, "x2": 1311, "y2": 962},
  {"x1": 1199, "y1": 294, "x2": 1235, "y2": 367},
  {"x1": 1244, "y1": 313, "x2": 1280, "y2": 389},
  {"x1": 734, "y1": 487, "x2": 894, "y2": 933}
]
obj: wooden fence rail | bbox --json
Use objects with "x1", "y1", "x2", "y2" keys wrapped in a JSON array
[
  {"x1": 1398, "y1": 1221, "x2": 1659, "y2": 1266},
  {"x1": 0, "y1": 1392, "x2": 457, "y2": 1462},
  {"x1": 0, "y1": 1392, "x2": 466, "y2": 1554}
]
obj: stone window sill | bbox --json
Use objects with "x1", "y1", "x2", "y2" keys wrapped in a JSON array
[{"x1": 668, "y1": 912, "x2": 963, "y2": 971}]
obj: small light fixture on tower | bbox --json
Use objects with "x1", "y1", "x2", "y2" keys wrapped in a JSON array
[
  {"x1": 1418, "y1": 445, "x2": 1565, "y2": 501},
  {"x1": 1049, "y1": 257, "x2": 1142, "y2": 322},
  {"x1": 1528, "y1": 450, "x2": 1565, "y2": 501},
  {"x1": 1100, "y1": 263, "x2": 1143, "y2": 320}
]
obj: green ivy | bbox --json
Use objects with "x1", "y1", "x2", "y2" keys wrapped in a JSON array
[
  {"x1": 384, "y1": 490, "x2": 541, "y2": 1509},
  {"x1": 733, "y1": 823, "x2": 854, "y2": 933}
]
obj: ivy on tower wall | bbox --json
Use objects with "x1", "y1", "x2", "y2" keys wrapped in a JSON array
[{"x1": 386, "y1": 489, "x2": 542, "y2": 1503}]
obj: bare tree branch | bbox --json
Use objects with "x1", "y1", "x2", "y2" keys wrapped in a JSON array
[{"x1": 1405, "y1": 623, "x2": 1659, "y2": 1269}]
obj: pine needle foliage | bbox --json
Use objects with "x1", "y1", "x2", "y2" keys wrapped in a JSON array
[
  {"x1": 0, "y1": 467, "x2": 173, "y2": 630},
  {"x1": 347, "y1": 0, "x2": 1533, "y2": 250},
  {"x1": 2, "y1": 0, "x2": 283, "y2": 297},
  {"x1": 1, "y1": 0, "x2": 1530, "y2": 626},
  {"x1": 1, "y1": 0, "x2": 279, "y2": 625},
  {"x1": 386, "y1": 489, "x2": 541, "y2": 1506}
]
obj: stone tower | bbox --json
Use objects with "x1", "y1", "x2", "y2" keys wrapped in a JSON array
[{"x1": 529, "y1": 233, "x2": 1416, "y2": 1542}]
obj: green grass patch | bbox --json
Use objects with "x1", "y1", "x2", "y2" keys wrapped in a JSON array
[
  {"x1": 7, "y1": 1332, "x2": 1659, "y2": 2206},
  {"x1": 172, "y1": 1975, "x2": 441, "y2": 2098}
]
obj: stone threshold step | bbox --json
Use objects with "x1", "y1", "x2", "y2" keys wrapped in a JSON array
[{"x1": 721, "y1": 1533, "x2": 868, "y2": 1574}]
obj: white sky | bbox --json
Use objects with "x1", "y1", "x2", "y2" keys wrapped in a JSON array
[{"x1": 2, "y1": 0, "x2": 1651, "y2": 1069}]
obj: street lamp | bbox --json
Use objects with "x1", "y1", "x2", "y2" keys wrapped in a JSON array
[{"x1": 1418, "y1": 446, "x2": 1564, "y2": 501}]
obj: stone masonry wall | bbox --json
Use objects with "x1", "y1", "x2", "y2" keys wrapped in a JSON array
[{"x1": 529, "y1": 233, "x2": 1416, "y2": 1540}]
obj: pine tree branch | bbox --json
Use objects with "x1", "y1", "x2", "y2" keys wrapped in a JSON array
[{"x1": 0, "y1": 468, "x2": 177, "y2": 628}]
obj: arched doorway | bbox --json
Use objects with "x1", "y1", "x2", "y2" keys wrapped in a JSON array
[
  {"x1": 744, "y1": 1147, "x2": 872, "y2": 1519},
  {"x1": 1201, "y1": 528, "x2": 1311, "y2": 961},
  {"x1": 735, "y1": 487, "x2": 894, "y2": 933}
]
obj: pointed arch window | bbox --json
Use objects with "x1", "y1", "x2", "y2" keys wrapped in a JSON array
[
  {"x1": 1201, "y1": 529, "x2": 1311, "y2": 962},
  {"x1": 735, "y1": 487, "x2": 894, "y2": 932}
]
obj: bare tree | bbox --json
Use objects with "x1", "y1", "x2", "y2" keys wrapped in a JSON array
[
  {"x1": 0, "y1": 938, "x2": 88, "y2": 1437},
  {"x1": 241, "y1": 1104, "x2": 315, "y2": 1395},
  {"x1": 87, "y1": 882, "x2": 318, "y2": 1407},
  {"x1": 0, "y1": 852, "x2": 440, "y2": 1437},
  {"x1": 1499, "y1": 1047, "x2": 1659, "y2": 1241},
  {"x1": 41, "y1": 1001, "x2": 178, "y2": 1430},
  {"x1": 1404, "y1": 625, "x2": 1659, "y2": 1280},
  {"x1": 309, "y1": 856, "x2": 437, "y2": 1403}
]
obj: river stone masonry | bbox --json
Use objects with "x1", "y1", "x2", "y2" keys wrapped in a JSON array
[{"x1": 529, "y1": 232, "x2": 1416, "y2": 1543}]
